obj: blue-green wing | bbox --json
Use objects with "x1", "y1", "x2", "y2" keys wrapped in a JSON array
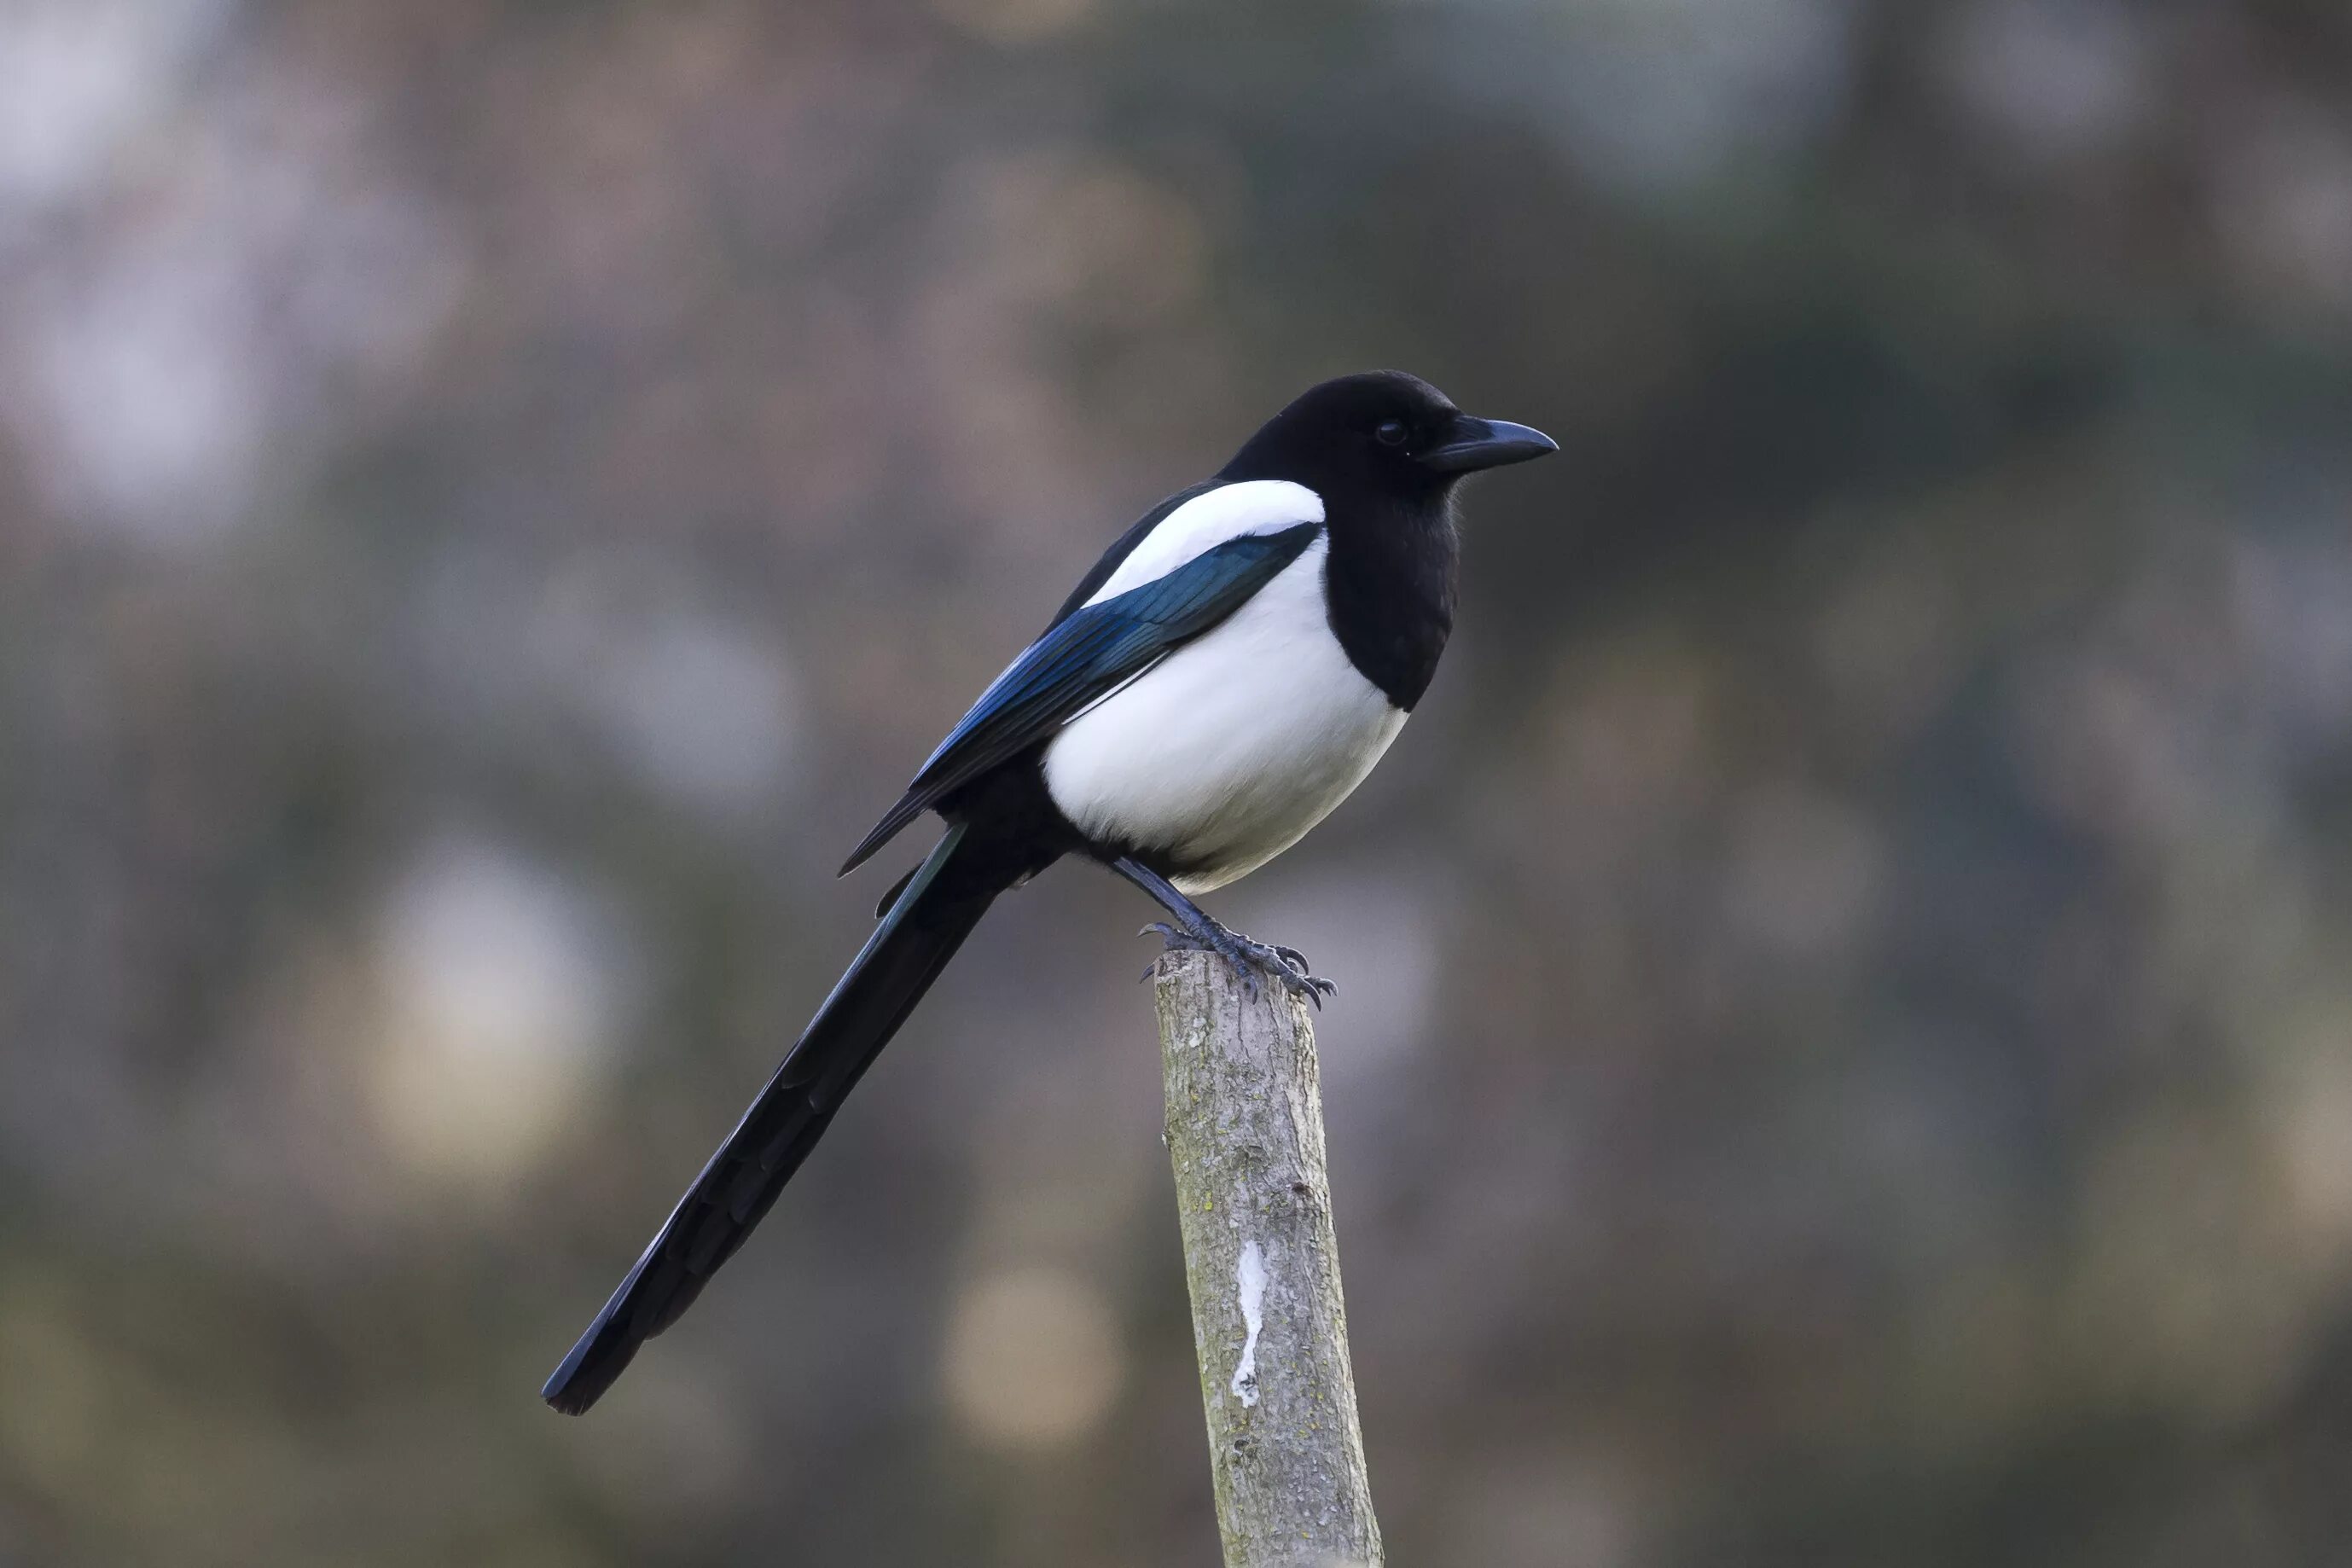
[{"x1": 840, "y1": 521, "x2": 1321, "y2": 874}]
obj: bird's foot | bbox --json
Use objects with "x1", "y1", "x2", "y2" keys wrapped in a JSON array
[{"x1": 1140, "y1": 920, "x2": 1337, "y2": 1008}]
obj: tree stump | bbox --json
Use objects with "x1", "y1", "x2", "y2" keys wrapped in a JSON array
[{"x1": 1153, "y1": 949, "x2": 1382, "y2": 1568}]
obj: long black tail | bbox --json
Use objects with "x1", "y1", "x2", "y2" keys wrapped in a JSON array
[{"x1": 543, "y1": 825, "x2": 1001, "y2": 1414}]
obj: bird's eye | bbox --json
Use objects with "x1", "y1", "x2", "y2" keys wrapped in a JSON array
[{"x1": 1374, "y1": 420, "x2": 1408, "y2": 447}]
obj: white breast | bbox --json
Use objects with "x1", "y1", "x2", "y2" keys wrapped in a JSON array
[{"x1": 1042, "y1": 532, "x2": 1407, "y2": 893}]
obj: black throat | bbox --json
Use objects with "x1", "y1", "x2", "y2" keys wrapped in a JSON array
[
  {"x1": 1318, "y1": 486, "x2": 1457, "y2": 710},
  {"x1": 1213, "y1": 440, "x2": 1461, "y2": 710}
]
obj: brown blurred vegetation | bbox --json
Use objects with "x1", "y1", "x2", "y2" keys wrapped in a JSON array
[{"x1": 3, "y1": 1, "x2": 2351, "y2": 1564}]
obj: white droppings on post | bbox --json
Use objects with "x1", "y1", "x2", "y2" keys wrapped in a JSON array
[{"x1": 1231, "y1": 1239, "x2": 1266, "y2": 1407}]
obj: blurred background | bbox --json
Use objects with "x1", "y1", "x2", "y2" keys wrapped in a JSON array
[{"x1": 4, "y1": 1, "x2": 2351, "y2": 1564}]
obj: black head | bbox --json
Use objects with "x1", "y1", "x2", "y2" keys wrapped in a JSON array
[{"x1": 1217, "y1": 370, "x2": 1556, "y2": 499}]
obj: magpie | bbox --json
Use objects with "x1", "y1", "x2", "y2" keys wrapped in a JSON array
[{"x1": 543, "y1": 371, "x2": 1553, "y2": 1414}]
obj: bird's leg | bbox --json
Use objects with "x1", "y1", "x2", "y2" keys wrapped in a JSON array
[{"x1": 1108, "y1": 857, "x2": 1337, "y2": 1007}]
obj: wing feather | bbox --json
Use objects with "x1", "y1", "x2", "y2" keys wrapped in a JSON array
[{"x1": 839, "y1": 520, "x2": 1321, "y2": 874}]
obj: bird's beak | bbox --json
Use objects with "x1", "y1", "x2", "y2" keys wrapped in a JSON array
[{"x1": 1420, "y1": 414, "x2": 1558, "y2": 473}]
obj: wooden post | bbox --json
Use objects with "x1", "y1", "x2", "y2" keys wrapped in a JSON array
[{"x1": 1153, "y1": 950, "x2": 1383, "y2": 1568}]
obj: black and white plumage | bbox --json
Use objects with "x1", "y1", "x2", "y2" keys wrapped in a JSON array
[{"x1": 543, "y1": 371, "x2": 1553, "y2": 1414}]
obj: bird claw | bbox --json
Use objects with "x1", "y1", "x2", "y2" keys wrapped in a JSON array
[
  {"x1": 1241, "y1": 939, "x2": 1335, "y2": 1006},
  {"x1": 1135, "y1": 917, "x2": 1335, "y2": 1008},
  {"x1": 1141, "y1": 921, "x2": 1212, "y2": 982}
]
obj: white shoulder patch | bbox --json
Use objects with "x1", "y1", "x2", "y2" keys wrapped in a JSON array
[{"x1": 1083, "y1": 479, "x2": 1326, "y2": 607}]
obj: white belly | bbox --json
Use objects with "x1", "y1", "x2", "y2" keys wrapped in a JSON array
[{"x1": 1041, "y1": 537, "x2": 1407, "y2": 892}]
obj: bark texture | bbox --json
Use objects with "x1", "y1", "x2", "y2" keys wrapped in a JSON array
[{"x1": 1153, "y1": 949, "x2": 1382, "y2": 1568}]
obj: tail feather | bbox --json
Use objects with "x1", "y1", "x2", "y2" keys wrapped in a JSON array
[{"x1": 543, "y1": 825, "x2": 997, "y2": 1414}]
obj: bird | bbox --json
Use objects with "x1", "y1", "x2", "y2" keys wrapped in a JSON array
[{"x1": 542, "y1": 369, "x2": 1553, "y2": 1414}]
